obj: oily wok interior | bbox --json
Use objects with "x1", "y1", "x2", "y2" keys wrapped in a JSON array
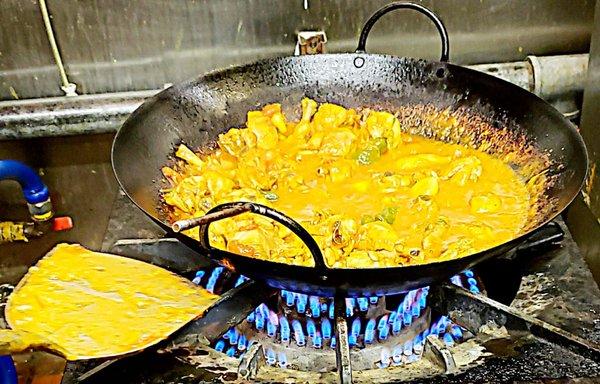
[{"x1": 160, "y1": 98, "x2": 553, "y2": 268}]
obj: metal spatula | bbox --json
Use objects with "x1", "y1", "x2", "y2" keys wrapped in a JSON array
[{"x1": 0, "y1": 243, "x2": 220, "y2": 360}]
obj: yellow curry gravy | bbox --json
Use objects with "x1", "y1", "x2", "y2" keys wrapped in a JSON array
[{"x1": 162, "y1": 99, "x2": 530, "y2": 268}]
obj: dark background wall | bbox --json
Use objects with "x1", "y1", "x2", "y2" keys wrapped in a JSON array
[{"x1": 1, "y1": 0, "x2": 595, "y2": 100}]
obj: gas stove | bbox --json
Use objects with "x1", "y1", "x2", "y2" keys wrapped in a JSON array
[{"x1": 60, "y1": 193, "x2": 600, "y2": 383}]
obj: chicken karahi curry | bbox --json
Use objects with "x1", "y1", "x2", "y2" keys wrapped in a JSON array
[{"x1": 161, "y1": 99, "x2": 533, "y2": 268}]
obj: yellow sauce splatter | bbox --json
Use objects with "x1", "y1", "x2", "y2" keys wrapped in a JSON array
[
  {"x1": 162, "y1": 100, "x2": 531, "y2": 268},
  {"x1": 4, "y1": 244, "x2": 219, "y2": 360}
]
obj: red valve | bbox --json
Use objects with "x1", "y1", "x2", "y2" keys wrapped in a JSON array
[{"x1": 52, "y1": 216, "x2": 73, "y2": 232}]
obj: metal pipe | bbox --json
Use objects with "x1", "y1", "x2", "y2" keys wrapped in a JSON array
[
  {"x1": 467, "y1": 54, "x2": 588, "y2": 99},
  {"x1": 0, "y1": 54, "x2": 588, "y2": 140}
]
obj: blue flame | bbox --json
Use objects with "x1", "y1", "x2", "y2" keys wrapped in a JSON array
[
  {"x1": 215, "y1": 339, "x2": 225, "y2": 352},
  {"x1": 206, "y1": 267, "x2": 224, "y2": 293},
  {"x1": 443, "y1": 332, "x2": 455, "y2": 346},
  {"x1": 246, "y1": 311, "x2": 255, "y2": 323},
  {"x1": 403, "y1": 339, "x2": 413, "y2": 356},
  {"x1": 306, "y1": 319, "x2": 316, "y2": 337},
  {"x1": 268, "y1": 310, "x2": 279, "y2": 326},
  {"x1": 227, "y1": 328, "x2": 239, "y2": 344},
  {"x1": 266, "y1": 348, "x2": 276, "y2": 365},
  {"x1": 330, "y1": 336, "x2": 336, "y2": 348},
  {"x1": 403, "y1": 310, "x2": 412, "y2": 326},
  {"x1": 238, "y1": 334, "x2": 247, "y2": 350},
  {"x1": 192, "y1": 270, "x2": 205, "y2": 285},
  {"x1": 296, "y1": 294, "x2": 307, "y2": 314},
  {"x1": 280, "y1": 315, "x2": 290, "y2": 342},
  {"x1": 278, "y1": 351, "x2": 288, "y2": 368},
  {"x1": 450, "y1": 325, "x2": 463, "y2": 340},
  {"x1": 234, "y1": 275, "x2": 248, "y2": 287},
  {"x1": 328, "y1": 301, "x2": 335, "y2": 319},
  {"x1": 346, "y1": 298, "x2": 355, "y2": 317},
  {"x1": 292, "y1": 319, "x2": 306, "y2": 346},
  {"x1": 349, "y1": 318, "x2": 361, "y2": 346},
  {"x1": 437, "y1": 316, "x2": 449, "y2": 334},
  {"x1": 313, "y1": 331, "x2": 323, "y2": 348},
  {"x1": 321, "y1": 318, "x2": 332, "y2": 339},
  {"x1": 392, "y1": 345, "x2": 403, "y2": 365},
  {"x1": 357, "y1": 297, "x2": 369, "y2": 311},
  {"x1": 369, "y1": 296, "x2": 379, "y2": 304},
  {"x1": 364, "y1": 318, "x2": 376, "y2": 344},
  {"x1": 469, "y1": 285, "x2": 481, "y2": 294},
  {"x1": 267, "y1": 321, "x2": 277, "y2": 338},
  {"x1": 226, "y1": 346, "x2": 236, "y2": 357},
  {"x1": 412, "y1": 302, "x2": 420, "y2": 317},
  {"x1": 392, "y1": 315, "x2": 402, "y2": 335},
  {"x1": 464, "y1": 269, "x2": 474, "y2": 278},
  {"x1": 378, "y1": 347, "x2": 391, "y2": 368},
  {"x1": 413, "y1": 334, "x2": 424, "y2": 354},
  {"x1": 310, "y1": 296, "x2": 320, "y2": 317},
  {"x1": 379, "y1": 323, "x2": 389, "y2": 340},
  {"x1": 388, "y1": 311, "x2": 397, "y2": 325},
  {"x1": 286, "y1": 291, "x2": 295, "y2": 306},
  {"x1": 255, "y1": 310, "x2": 265, "y2": 331},
  {"x1": 418, "y1": 292, "x2": 427, "y2": 310},
  {"x1": 451, "y1": 275, "x2": 463, "y2": 287}
]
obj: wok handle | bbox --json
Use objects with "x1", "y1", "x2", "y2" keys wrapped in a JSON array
[
  {"x1": 355, "y1": 2, "x2": 450, "y2": 62},
  {"x1": 172, "y1": 202, "x2": 328, "y2": 271}
]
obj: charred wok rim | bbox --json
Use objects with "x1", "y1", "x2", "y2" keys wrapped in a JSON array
[{"x1": 111, "y1": 53, "x2": 588, "y2": 293}]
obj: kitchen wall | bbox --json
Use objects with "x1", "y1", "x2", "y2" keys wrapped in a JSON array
[{"x1": 1, "y1": 0, "x2": 595, "y2": 100}]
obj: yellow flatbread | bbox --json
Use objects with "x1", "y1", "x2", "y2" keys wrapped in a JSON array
[{"x1": 2, "y1": 243, "x2": 219, "y2": 360}]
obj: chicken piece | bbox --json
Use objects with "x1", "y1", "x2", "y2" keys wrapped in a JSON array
[
  {"x1": 227, "y1": 229, "x2": 270, "y2": 259},
  {"x1": 301, "y1": 98, "x2": 318, "y2": 122},
  {"x1": 442, "y1": 156, "x2": 482, "y2": 186},
  {"x1": 365, "y1": 111, "x2": 402, "y2": 149},
  {"x1": 175, "y1": 144, "x2": 205, "y2": 168},
  {"x1": 345, "y1": 250, "x2": 374, "y2": 268},
  {"x1": 218, "y1": 128, "x2": 248, "y2": 155},
  {"x1": 163, "y1": 190, "x2": 193, "y2": 213},
  {"x1": 271, "y1": 113, "x2": 288, "y2": 134},
  {"x1": 320, "y1": 129, "x2": 357, "y2": 156},
  {"x1": 203, "y1": 171, "x2": 235, "y2": 196},
  {"x1": 356, "y1": 221, "x2": 399, "y2": 252},
  {"x1": 312, "y1": 103, "x2": 350, "y2": 131},
  {"x1": 247, "y1": 112, "x2": 279, "y2": 150},
  {"x1": 421, "y1": 217, "x2": 450, "y2": 260},
  {"x1": 161, "y1": 166, "x2": 181, "y2": 186},
  {"x1": 470, "y1": 193, "x2": 502, "y2": 214},
  {"x1": 410, "y1": 175, "x2": 439, "y2": 197}
]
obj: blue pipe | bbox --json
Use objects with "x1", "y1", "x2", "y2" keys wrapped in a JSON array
[
  {"x1": 0, "y1": 160, "x2": 49, "y2": 204},
  {"x1": 0, "y1": 160, "x2": 52, "y2": 220},
  {"x1": 0, "y1": 355, "x2": 17, "y2": 384}
]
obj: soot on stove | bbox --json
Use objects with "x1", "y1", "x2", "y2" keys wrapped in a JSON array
[{"x1": 191, "y1": 267, "x2": 482, "y2": 372}]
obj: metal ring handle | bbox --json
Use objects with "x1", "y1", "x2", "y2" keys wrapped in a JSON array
[
  {"x1": 356, "y1": 2, "x2": 450, "y2": 62},
  {"x1": 173, "y1": 202, "x2": 327, "y2": 270}
]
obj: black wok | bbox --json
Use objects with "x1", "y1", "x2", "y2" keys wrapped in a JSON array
[{"x1": 112, "y1": 3, "x2": 588, "y2": 297}]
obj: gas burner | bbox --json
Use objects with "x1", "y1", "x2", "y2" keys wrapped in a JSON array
[
  {"x1": 67, "y1": 207, "x2": 600, "y2": 384},
  {"x1": 192, "y1": 267, "x2": 482, "y2": 371}
]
